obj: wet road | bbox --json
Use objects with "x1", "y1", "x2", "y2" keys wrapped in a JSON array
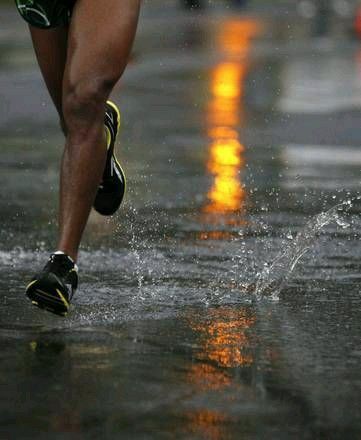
[{"x1": 1, "y1": 3, "x2": 361, "y2": 439}]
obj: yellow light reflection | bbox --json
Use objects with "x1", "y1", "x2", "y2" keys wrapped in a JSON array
[
  {"x1": 204, "y1": 137, "x2": 245, "y2": 213},
  {"x1": 203, "y1": 18, "x2": 262, "y2": 219},
  {"x1": 186, "y1": 19, "x2": 263, "y2": 437},
  {"x1": 211, "y1": 62, "x2": 246, "y2": 99},
  {"x1": 209, "y1": 139, "x2": 244, "y2": 169}
]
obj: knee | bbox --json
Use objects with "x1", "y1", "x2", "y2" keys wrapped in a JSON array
[{"x1": 62, "y1": 77, "x2": 114, "y2": 134}]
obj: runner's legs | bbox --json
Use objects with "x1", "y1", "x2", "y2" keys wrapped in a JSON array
[
  {"x1": 29, "y1": 25, "x2": 68, "y2": 130},
  {"x1": 57, "y1": 0, "x2": 140, "y2": 260}
]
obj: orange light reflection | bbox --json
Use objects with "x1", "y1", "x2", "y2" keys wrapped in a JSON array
[
  {"x1": 185, "y1": 410, "x2": 228, "y2": 440},
  {"x1": 211, "y1": 62, "x2": 246, "y2": 99},
  {"x1": 187, "y1": 308, "x2": 256, "y2": 369},
  {"x1": 186, "y1": 19, "x2": 263, "y2": 438},
  {"x1": 183, "y1": 308, "x2": 256, "y2": 438},
  {"x1": 218, "y1": 19, "x2": 264, "y2": 57},
  {"x1": 187, "y1": 363, "x2": 231, "y2": 392},
  {"x1": 203, "y1": 18, "x2": 262, "y2": 219}
]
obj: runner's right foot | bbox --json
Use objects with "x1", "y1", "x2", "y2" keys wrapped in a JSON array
[{"x1": 25, "y1": 253, "x2": 78, "y2": 317}]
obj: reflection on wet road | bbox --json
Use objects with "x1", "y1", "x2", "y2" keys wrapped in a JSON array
[{"x1": 1, "y1": 3, "x2": 361, "y2": 439}]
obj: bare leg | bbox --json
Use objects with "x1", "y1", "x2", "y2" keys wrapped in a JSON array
[
  {"x1": 29, "y1": 26, "x2": 68, "y2": 129},
  {"x1": 58, "y1": 0, "x2": 140, "y2": 261}
]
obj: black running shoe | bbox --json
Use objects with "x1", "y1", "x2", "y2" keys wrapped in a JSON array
[
  {"x1": 93, "y1": 101, "x2": 126, "y2": 216},
  {"x1": 25, "y1": 253, "x2": 78, "y2": 317}
]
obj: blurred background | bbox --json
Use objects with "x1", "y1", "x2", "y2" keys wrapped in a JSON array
[
  {"x1": 1, "y1": 1, "x2": 361, "y2": 439},
  {"x1": 181, "y1": 0, "x2": 361, "y2": 36}
]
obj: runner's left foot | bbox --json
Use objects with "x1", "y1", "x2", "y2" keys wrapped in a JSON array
[
  {"x1": 93, "y1": 101, "x2": 126, "y2": 216},
  {"x1": 25, "y1": 253, "x2": 78, "y2": 317}
]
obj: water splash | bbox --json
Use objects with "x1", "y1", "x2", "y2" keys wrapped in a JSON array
[
  {"x1": 254, "y1": 199, "x2": 356, "y2": 301},
  {"x1": 129, "y1": 232, "x2": 145, "y2": 292}
]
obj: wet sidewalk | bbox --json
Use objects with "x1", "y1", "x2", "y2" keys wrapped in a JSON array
[{"x1": 1, "y1": 3, "x2": 361, "y2": 439}]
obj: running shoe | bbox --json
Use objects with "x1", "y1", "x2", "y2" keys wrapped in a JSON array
[
  {"x1": 25, "y1": 253, "x2": 78, "y2": 317},
  {"x1": 93, "y1": 101, "x2": 126, "y2": 216}
]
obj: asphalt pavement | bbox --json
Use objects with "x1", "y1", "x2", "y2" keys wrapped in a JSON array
[{"x1": 1, "y1": 3, "x2": 361, "y2": 439}]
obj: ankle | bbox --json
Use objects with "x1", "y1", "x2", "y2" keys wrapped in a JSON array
[{"x1": 55, "y1": 247, "x2": 78, "y2": 263}]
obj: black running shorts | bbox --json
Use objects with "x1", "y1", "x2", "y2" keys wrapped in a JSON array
[{"x1": 15, "y1": 0, "x2": 76, "y2": 29}]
